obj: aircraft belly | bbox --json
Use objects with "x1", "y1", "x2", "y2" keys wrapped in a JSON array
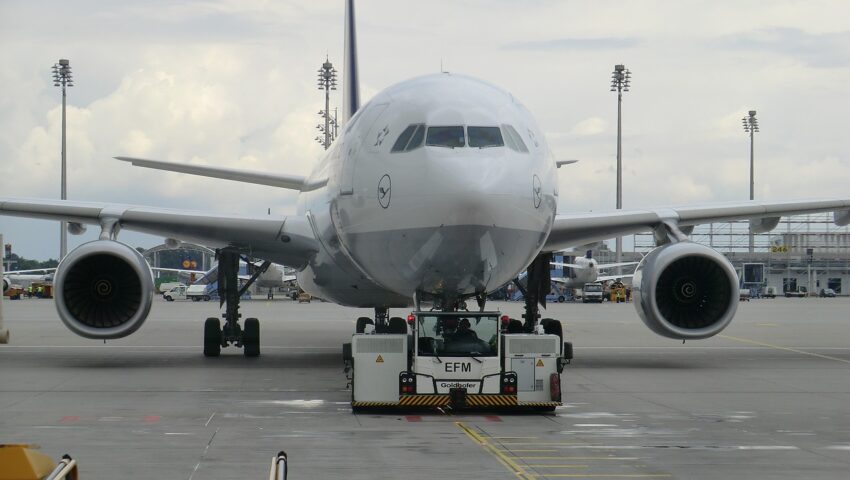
[
  {"x1": 345, "y1": 224, "x2": 544, "y2": 298},
  {"x1": 296, "y1": 249, "x2": 411, "y2": 308}
]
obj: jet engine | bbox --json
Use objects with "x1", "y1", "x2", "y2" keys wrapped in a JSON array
[
  {"x1": 632, "y1": 242, "x2": 738, "y2": 340},
  {"x1": 2, "y1": 276, "x2": 9, "y2": 294},
  {"x1": 54, "y1": 240, "x2": 154, "y2": 339}
]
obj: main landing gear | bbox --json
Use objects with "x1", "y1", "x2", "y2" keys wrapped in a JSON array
[{"x1": 203, "y1": 249, "x2": 270, "y2": 357}]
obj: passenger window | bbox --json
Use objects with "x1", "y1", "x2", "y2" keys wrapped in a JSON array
[
  {"x1": 406, "y1": 124, "x2": 425, "y2": 151},
  {"x1": 426, "y1": 126, "x2": 465, "y2": 148},
  {"x1": 391, "y1": 125, "x2": 417, "y2": 153},
  {"x1": 501, "y1": 125, "x2": 529, "y2": 153},
  {"x1": 468, "y1": 126, "x2": 504, "y2": 148}
]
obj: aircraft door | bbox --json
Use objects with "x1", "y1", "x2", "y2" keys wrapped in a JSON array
[{"x1": 339, "y1": 102, "x2": 388, "y2": 195}]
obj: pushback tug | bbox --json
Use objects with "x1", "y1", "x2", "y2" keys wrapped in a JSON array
[{"x1": 343, "y1": 311, "x2": 572, "y2": 410}]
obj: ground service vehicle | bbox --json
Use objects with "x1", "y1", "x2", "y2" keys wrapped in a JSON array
[
  {"x1": 163, "y1": 285, "x2": 188, "y2": 301},
  {"x1": 785, "y1": 286, "x2": 808, "y2": 298},
  {"x1": 582, "y1": 282, "x2": 604, "y2": 303},
  {"x1": 343, "y1": 311, "x2": 571, "y2": 411},
  {"x1": 763, "y1": 286, "x2": 777, "y2": 298},
  {"x1": 187, "y1": 284, "x2": 213, "y2": 301}
]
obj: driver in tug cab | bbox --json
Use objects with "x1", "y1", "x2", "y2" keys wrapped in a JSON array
[{"x1": 455, "y1": 318, "x2": 478, "y2": 340}]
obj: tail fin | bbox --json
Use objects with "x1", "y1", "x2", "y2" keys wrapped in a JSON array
[{"x1": 342, "y1": 0, "x2": 360, "y2": 126}]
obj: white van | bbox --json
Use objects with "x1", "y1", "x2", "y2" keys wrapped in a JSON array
[{"x1": 163, "y1": 285, "x2": 188, "y2": 301}]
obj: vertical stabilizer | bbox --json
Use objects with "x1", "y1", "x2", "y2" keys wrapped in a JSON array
[{"x1": 342, "y1": 0, "x2": 360, "y2": 125}]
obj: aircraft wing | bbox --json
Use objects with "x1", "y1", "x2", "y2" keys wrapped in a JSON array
[
  {"x1": 597, "y1": 274, "x2": 634, "y2": 282},
  {"x1": 0, "y1": 197, "x2": 319, "y2": 269},
  {"x1": 5, "y1": 268, "x2": 56, "y2": 274},
  {"x1": 115, "y1": 157, "x2": 328, "y2": 192},
  {"x1": 544, "y1": 198, "x2": 850, "y2": 252}
]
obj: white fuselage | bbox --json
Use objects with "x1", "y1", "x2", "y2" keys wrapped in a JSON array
[
  {"x1": 291, "y1": 74, "x2": 558, "y2": 307},
  {"x1": 553, "y1": 257, "x2": 598, "y2": 288}
]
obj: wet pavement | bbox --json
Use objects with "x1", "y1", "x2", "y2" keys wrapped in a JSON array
[{"x1": 2, "y1": 297, "x2": 850, "y2": 478}]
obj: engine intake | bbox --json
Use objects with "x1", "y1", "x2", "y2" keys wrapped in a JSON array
[
  {"x1": 54, "y1": 240, "x2": 154, "y2": 339},
  {"x1": 633, "y1": 242, "x2": 738, "y2": 340},
  {"x1": 2, "y1": 276, "x2": 9, "y2": 294}
]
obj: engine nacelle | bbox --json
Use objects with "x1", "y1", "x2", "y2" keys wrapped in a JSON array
[
  {"x1": 633, "y1": 242, "x2": 738, "y2": 340},
  {"x1": 2, "y1": 276, "x2": 9, "y2": 294},
  {"x1": 54, "y1": 240, "x2": 154, "y2": 339}
]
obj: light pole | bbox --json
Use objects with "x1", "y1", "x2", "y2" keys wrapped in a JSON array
[
  {"x1": 52, "y1": 59, "x2": 73, "y2": 260},
  {"x1": 610, "y1": 64, "x2": 631, "y2": 273},
  {"x1": 316, "y1": 57, "x2": 338, "y2": 150},
  {"x1": 742, "y1": 110, "x2": 759, "y2": 252}
]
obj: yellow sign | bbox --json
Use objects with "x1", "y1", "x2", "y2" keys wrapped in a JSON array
[
  {"x1": 536, "y1": 359, "x2": 544, "y2": 367},
  {"x1": 376, "y1": 355, "x2": 384, "y2": 363}
]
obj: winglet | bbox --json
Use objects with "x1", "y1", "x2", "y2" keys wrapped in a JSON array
[{"x1": 342, "y1": 0, "x2": 360, "y2": 126}]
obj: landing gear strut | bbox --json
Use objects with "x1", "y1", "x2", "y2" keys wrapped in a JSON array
[
  {"x1": 512, "y1": 253, "x2": 552, "y2": 331},
  {"x1": 203, "y1": 249, "x2": 270, "y2": 357}
]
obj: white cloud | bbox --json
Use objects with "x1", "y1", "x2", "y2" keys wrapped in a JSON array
[
  {"x1": 570, "y1": 117, "x2": 608, "y2": 136},
  {"x1": 3, "y1": 0, "x2": 850, "y2": 259}
]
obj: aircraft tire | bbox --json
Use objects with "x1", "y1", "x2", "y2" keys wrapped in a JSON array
[
  {"x1": 204, "y1": 317, "x2": 221, "y2": 357},
  {"x1": 244, "y1": 318, "x2": 260, "y2": 357},
  {"x1": 356, "y1": 317, "x2": 373, "y2": 333},
  {"x1": 541, "y1": 319, "x2": 563, "y2": 342}
]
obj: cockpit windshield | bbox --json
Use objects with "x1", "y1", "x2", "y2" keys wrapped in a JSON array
[
  {"x1": 416, "y1": 313, "x2": 498, "y2": 357},
  {"x1": 426, "y1": 126, "x2": 465, "y2": 148},
  {"x1": 468, "y1": 126, "x2": 504, "y2": 148}
]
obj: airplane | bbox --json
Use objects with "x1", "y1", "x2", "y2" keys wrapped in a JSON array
[
  {"x1": 549, "y1": 251, "x2": 637, "y2": 288},
  {"x1": 3, "y1": 0, "x2": 850, "y2": 357},
  {"x1": 2, "y1": 268, "x2": 55, "y2": 293}
]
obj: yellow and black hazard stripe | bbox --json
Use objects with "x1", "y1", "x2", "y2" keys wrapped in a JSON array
[
  {"x1": 465, "y1": 395, "x2": 519, "y2": 407},
  {"x1": 351, "y1": 401, "x2": 401, "y2": 408},
  {"x1": 517, "y1": 401, "x2": 561, "y2": 408},
  {"x1": 399, "y1": 395, "x2": 450, "y2": 406}
]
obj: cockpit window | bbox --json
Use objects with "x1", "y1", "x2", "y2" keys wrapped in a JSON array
[
  {"x1": 391, "y1": 125, "x2": 417, "y2": 152},
  {"x1": 391, "y1": 124, "x2": 425, "y2": 152},
  {"x1": 468, "y1": 126, "x2": 504, "y2": 148},
  {"x1": 501, "y1": 125, "x2": 529, "y2": 153},
  {"x1": 407, "y1": 124, "x2": 425, "y2": 150},
  {"x1": 426, "y1": 126, "x2": 465, "y2": 148}
]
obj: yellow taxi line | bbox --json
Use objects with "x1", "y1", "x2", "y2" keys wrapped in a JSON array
[{"x1": 456, "y1": 422, "x2": 536, "y2": 480}]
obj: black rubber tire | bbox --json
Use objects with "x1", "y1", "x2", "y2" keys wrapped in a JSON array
[
  {"x1": 203, "y1": 295, "x2": 211, "y2": 301},
  {"x1": 166, "y1": 296, "x2": 174, "y2": 302},
  {"x1": 388, "y1": 317, "x2": 407, "y2": 334},
  {"x1": 542, "y1": 318, "x2": 563, "y2": 342},
  {"x1": 558, "y1": 296, "x2": 565, "y2": 303},
  {"x1": 243, "y1": 317, "x2": 260, "y2": 357},
  {"x1": 356, "y1": 317, "x2": 373, "y2": 334},
  {"x1": 563, "y1": 341, "x2": 573, "y2": 360},
  {"x1": 204, "y1": 317, "x2": 221, "y2": 357}
]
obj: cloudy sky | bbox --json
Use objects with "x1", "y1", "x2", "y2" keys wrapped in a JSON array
[{"x1": 1, "y1": 0, "x2": 850, "y2": 260}]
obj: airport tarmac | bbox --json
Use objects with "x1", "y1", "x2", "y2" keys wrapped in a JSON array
[{"x1": 2, "y1": 297, "x2": 850, "y2": 479}]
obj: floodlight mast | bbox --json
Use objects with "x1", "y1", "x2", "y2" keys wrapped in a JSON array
[
  {"x1": 610, "y1": 64, "x2": 631, "y2": 274},
  {"x1": 742, "y1": 110, "x2": 759, "y2": 252},
  {"x1": 52, "y1": 59, "x2": 73, "y2": 260},
  {"x1": 316, "y1": 57, "x2": 338, "y2": 150}
]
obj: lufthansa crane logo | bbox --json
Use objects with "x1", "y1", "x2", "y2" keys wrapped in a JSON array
[
  {"x1": 378, "y1": 174, "x2": 391, "y2": 209},
  {"x1": 532, "y1": 175, "x2": 542, "y2": 209}
]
